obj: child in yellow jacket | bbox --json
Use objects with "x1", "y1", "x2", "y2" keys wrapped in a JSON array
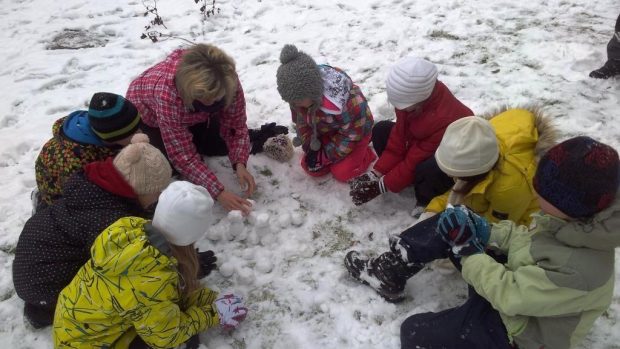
[{"x1": 53, "y1": 181, "x2": 248, "y2": 349}]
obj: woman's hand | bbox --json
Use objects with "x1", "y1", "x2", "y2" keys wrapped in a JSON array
[
  {"x1": 216, "y1": 190, "x2": 252, "y2": 215},
  {"x1": 235, "y1": 163, "x2": 256, "y2": 197}
]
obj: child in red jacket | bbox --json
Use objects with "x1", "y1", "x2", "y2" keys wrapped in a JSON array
[{"x1": 349, "y1": 57, "x2": 472, "y2": 206}]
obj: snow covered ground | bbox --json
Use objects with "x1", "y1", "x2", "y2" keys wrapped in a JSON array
[{"x1": 0, "y1": 0, "x2": 619, "y2": 348}]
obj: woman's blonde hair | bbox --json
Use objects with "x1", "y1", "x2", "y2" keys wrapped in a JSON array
[
  {"x1": 175, "y1": 44, "x2": 238, "y2": 109},
  {"x1": 170, "y1": 244, "x2": 200, "y2": 297}
]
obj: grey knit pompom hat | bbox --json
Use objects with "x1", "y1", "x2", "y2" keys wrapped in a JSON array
[{"x1": 276, "y1": 44, "x2": 323, "y2": 106}]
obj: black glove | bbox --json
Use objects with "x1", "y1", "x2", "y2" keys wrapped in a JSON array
[
  {"x1": 184, "y1": 334, "x2": 201, "y2": 349},
  {"x1": 196, "y1": 249, "x2": 217, "y2": 279},
  {"x1": 249, "y1": 122, "x2": 289, "y2": 154},
  {"x1": 349, "y1": 176, "x2": 386, "y2": 205}
]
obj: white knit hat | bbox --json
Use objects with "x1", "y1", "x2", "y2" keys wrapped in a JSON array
[
  {"x1": 113, "y1": 134, "x2": 172, "y2": 195},
  {"x1": 386, "y1": 57, "x2": 438, "y2": 110},
  {"x1": 153, "y1": 181, "x2": 214, "y2": 246},
  {"x1": 434, "y1": 116, "x2": 499, "y2": 177}
]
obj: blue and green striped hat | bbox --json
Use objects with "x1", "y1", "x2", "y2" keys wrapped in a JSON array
[{"x1": 88, "y1": 92, "x2": 141, "y2": 142}]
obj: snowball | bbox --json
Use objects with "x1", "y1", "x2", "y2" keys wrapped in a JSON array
[
  {"x1": 242, "y1": 248, "x2": 254, "y2": 261},
  {"x1": 247, "y1": 231, "x2": 260, "y2": 245},
  {"x1": 291, "y1": 212, "x2": 304, "y2": 226},
  {"x1": 228, "y1": 210, "x2": 244, "y2": 223},
  {"x1": 277, "y1": 212, "x2": 291, "y2": 228},
  {"x1": 219, "y1": 263, "x2": 235, "y2": 278},
  {"x1": 256, "y1": 258, "x2": 273, "y2": 273},
  {"x1": 236, "y1": 267, "x2": 255, "y2": 285},
  {"x1": 255, "y1": 212, "x2": 270, "y2": 228}
]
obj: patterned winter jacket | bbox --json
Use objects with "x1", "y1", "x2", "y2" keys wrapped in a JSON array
[
  {"x1": 292, "y1": 65, "x2": 373, "y2": 162},
  {"x1": 426, "y1": 107, "x2": 557, "y2": 226},
  {"x1": 13, "y1": 168, "x2": 148, "y2": 307},
  {"x1": 53, "y1": 217, "x2": 220, "y2": 349},
  {"x1": 126, "y1": 49, "x2": 250, "y2": 198},
  {"x1": 462, "y1": 199, "x2": 620, "y2": 349},
  {"x1": 35, "y1": 113, "x2": 117, "y2": 205},
  {"x1": 373, "y1": 81, "x2": 472, "y2": 193}
]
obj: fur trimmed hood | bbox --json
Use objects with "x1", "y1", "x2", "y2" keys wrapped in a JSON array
[{"x1": 479, "y1": 104, "x2": 559, "y2": 162}]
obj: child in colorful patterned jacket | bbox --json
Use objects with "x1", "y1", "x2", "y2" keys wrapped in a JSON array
[
  {"x1": 34, "y1": 92, "x2": 141, "y2": 209},
  {"x1": 276, "y1": 44, "x2": 375, "y2": 182}
]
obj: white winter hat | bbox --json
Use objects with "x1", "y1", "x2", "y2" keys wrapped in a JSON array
[
  {"x1": 434, "y1": 116, "x2": 499, "y2": 177},
  {"x1": 386, "y1": 57, "x2": 438, "y2": 110},
  {"x1": 153, "y1": 181, "x2": 214, "y2": 246}
]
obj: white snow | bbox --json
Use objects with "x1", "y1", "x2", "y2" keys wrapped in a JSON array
[{"x1": 0, "y1": 0, "x2": 619, "y2": 348}]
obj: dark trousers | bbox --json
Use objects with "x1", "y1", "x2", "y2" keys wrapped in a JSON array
[
  {"x1": 371, "y1": 120, "x2": 453, "y2": 206},
  {"x1": 140, "y1": 118, "x2": 229, "y2": 175},
  {"x1": 396, "y1": 215, "x2": 511, "y2": 349},
  {"x1": 401, "y1": 290, "x2": 512, "y2": 349},
  {"x1": 607, "y1": 14, "x2": 620, "y2": 62}
]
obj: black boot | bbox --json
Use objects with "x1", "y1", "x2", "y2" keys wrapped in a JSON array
[
  {"x1": 589, "y1": 60, "x2": 620, "y2": 79},
  {"x1": 344, "y1": 249, "x2": 423, "y2": 303},
  {"x1": 249, "y1": 122, "x2": 289, "y2": 154},
  {"x1": 23, "y1": 302, "x2": 54, "y2": 329}
]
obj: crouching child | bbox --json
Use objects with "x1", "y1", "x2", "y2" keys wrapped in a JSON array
[
  {"x1": 346, "y1": 136, "x2": 620, "y2": 349},
  {"x1": 53, "y1": 181, "x2": 248, "y2": 349}
]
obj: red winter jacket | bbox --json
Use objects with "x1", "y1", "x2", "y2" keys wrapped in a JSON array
[{"x1": 373, "y1": 81, "x2": 472, "y2": 192}]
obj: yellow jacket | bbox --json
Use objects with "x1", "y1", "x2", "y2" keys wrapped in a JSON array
[
  {"x1": 426, "y1": 107, "x2": 557, "y2": 226},
  {"x1": 53, "y1": 217, "x2": 219, "y2": 349}
]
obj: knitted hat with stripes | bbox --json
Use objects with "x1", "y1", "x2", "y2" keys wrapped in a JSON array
[
  {"x1": 386, "y1": 57, "x2": 438, "y2": 110},
  {"x1": 88, "y1": 92, "x2": 141, "y2": 142}
]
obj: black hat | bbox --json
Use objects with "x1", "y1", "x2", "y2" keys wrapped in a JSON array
[{"x1": 88, "y1": 92, "x2": 141, "y2": 142}]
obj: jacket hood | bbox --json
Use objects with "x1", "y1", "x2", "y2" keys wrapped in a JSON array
[
  {"x1": 90, "y1": 217, "x2": 174, "y2": 276},
  {"x1": 480, "y1": 104, "x2": 559, "y2": 161},
  {"x1": 554, "y1": 197, "x2": 620, "y2": 251},
  {"x1": 62, "y1": 111, "x2": 105, "y2": 146},
  {"x1": 63, "y1": 171, "x2": 141, "y2": 211}
]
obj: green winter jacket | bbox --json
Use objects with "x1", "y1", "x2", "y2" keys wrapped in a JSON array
[{"x1": 462, "y1": 199, "x2": 620, "y2": 349}]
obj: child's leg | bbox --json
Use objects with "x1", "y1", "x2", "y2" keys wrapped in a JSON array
[
  {"x1": 590, "y1": 13, "x2": 620, "y2": 78},
  {"x1": 370, "y1": 120, "x2": 395, "y2": 156},
  {"x1": 344, "y1": 215, "x2": 451, "y2": 302},
  {"x1": 400, "y1": 290, "x2": 512, "y2": 349},
  {"x1": 189, "y1": 118, "x2": 229, "y2": 156},
  {"x1": 330, "y1": 135, "x2": 377, "y2": 182},
  {"x1": 300, "y1": 154, "x2": 332, "y2": 177},
  {"x1": 397, "y1": 214, "x2": 452, "y2": 263},
  {"x1": 610, "y1": 13, "x2": 620, "y2": 61},
  {"x1": 412, "y1": 156, "x2": 454, "y2": 206}
]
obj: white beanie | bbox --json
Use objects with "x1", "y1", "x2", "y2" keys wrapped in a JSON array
[
  {"x1": 386, "y1": 57, "x2": 438, "y2": 110},
  {"x1": 434, "y1": 116, "x2": 499, "y2": 178},
  {"x1": 153, "y1": 181, "x2": 214, "y2": 246}
]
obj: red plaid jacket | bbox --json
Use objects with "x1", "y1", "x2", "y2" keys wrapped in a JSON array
[{"x1": 126, "y1": 49, "x2": 250, "y2": 198}]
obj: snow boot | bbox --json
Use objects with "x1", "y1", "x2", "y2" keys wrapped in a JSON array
[
  {"x1": 589, "y1": 60, "x2": 620, "y2": 79},
  {"x1": 344, "y1": 248, "x2": 423, "y2": 303},
  {"x1": 23, "y1": 302, "x2": 54, "y2": 329},
  {"x1": 249, "y1": 122, "x2": 289, "y2": 154}
]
